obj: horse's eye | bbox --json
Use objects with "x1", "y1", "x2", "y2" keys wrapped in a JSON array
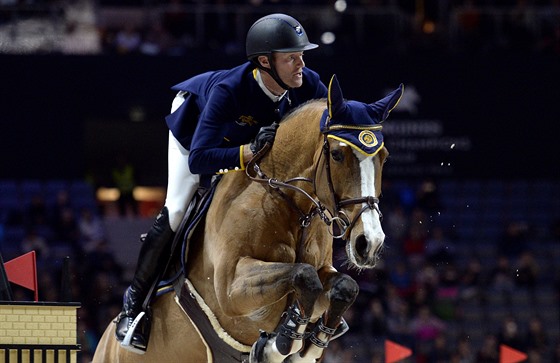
[{"x1": 331, "y1": 149, "x2": 344, "y2": 162}]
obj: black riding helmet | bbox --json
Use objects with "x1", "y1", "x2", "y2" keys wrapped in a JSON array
[{"x1": 246, "y1": 14, "x2": 318, "y2": 90}]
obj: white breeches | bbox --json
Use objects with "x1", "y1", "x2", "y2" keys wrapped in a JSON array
[{"x1": 165, "y1": 92, "x2": 200, "y2": 232}]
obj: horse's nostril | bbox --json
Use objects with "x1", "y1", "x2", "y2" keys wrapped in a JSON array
[{"x1": 355, "y1": 234, "x2": 369, "y2": 258}]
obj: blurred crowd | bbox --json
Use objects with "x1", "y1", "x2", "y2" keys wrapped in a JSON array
[
  {"x1": 1, "y1": 0, "x2": 559, "y2": 56},
  {"x1": 97, "y1": 0, "x2": 560, "y2": 57},
  {"x1": 1, "y1": 177, "x2": 559, "y2": 362},
  {"x1": 327, "y1": 178, "x2": 560, "y2": 362}
]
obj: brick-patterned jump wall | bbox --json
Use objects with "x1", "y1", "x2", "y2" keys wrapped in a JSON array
[{"x1": 0, "y1": 302, "x2": 80, "y2": 363}]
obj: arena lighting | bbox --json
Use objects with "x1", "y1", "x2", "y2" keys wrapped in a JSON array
[
  {"x1": 321, "y1": 31, "x2": 336, "y2": 45},
  {"x1": 96, "y1": 186, "x2": 165, "y2": 202},
  {"x1": 334, "y1": 0, "x2": 347, "y2": 12}
]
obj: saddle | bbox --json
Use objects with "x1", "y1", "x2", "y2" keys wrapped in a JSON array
[{"x1": 156, "y1": 177, "x2": 220, "y2": 298}]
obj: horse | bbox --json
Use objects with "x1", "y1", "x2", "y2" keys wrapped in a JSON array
[{"x1": 93, "y1": 75, "x2": 403, "y2": 363}]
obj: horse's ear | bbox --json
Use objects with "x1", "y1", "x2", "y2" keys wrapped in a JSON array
[
  {"x1": 370, "y1": 83, "x2": 404, "y2": 122},
  {"x1": 327, "y1": 74, "x2": 345, "y2": 119}
]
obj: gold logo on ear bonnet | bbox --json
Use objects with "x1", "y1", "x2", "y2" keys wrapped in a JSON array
[{"x1": 358, "y1": 130, "x2": 378, "y2": 148}]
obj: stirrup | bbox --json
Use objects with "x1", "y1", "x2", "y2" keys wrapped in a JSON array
[{"x1": 120, "y1": 311, "x2": 147, "y2": 354}]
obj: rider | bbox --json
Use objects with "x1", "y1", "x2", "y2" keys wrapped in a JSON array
[{"x1": 115, "y1": 13, "x2": 328, "y2": 354}]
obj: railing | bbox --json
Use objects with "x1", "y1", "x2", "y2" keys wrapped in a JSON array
[{"x1": 0, "y1": 344, "x2": 80, "y2": 363}]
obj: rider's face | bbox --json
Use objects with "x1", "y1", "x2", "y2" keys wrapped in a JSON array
[
  {"x1": 271, "y1": 52, "x2": 305, "y2": 89},
  {"x1": 272, "y1": 52, "x2": 305, "y2": 88}
]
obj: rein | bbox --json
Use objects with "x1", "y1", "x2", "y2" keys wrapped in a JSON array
[
  {"x1": 246, "y1": 143, "x2": 331, "y2": 228},
  {"x1": 245, "y1": 122, "x2": 383, "y2": 240}
]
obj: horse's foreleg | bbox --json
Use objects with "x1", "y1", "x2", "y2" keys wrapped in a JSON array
[
  {"x1": 233, "y1": 260, "x2": 322, "y2": 363},
  {"x1": 224, "y1": 259, "x2": 322, "y2": 318},
  {"x1": 288, "y1": 271, "x2": 359, "y2": 363}
]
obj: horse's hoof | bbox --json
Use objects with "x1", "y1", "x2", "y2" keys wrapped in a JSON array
[
  {"x1": 249, "y1": 330, "x2": 271, "y2": 363},
  {"x1": 331, "y1": 317, "x2": 349, "y2": 340}
]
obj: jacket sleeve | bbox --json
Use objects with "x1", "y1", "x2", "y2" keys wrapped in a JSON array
[{"x1": 188, "y1": 84, "x2": 244, "y2": 175}]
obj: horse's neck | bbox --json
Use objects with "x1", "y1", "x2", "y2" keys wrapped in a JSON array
[{"x1": 258, "y1": 103, "x2": 324, "y2": 210}]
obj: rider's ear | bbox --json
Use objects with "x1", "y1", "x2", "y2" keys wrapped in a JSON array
[{"x1": 258, "y1": 56, "x2": 271, "y2": 69}]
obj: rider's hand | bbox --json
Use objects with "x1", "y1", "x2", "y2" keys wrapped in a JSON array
[{"x1": 250, "y1": 122, "x2": 279, "y2": 154}]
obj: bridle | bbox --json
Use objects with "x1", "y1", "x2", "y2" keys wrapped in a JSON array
[
  {"x1": 246, "y1": 126, "x2": 383, "y2": 240},
  {"x1": 319, "y1": 136, "x2": 383, "y2": 239}
]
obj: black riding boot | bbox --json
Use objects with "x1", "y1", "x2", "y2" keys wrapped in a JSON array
[{"x1": 115, "y1": 207, "x2": 175, "y2": 354}]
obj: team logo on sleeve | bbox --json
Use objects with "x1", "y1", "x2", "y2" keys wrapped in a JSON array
[{"x1": 237, "y1": 115, "x2": 257, "y2": 126}]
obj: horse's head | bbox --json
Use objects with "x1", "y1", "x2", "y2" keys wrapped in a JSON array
[{"x1": 319, "y1": 75, "x2": 403, "y2": 268}]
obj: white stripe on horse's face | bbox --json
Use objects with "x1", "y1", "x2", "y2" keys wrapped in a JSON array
[{"x1": 355, "y1": 150, "x2": 385, "y2": 246}]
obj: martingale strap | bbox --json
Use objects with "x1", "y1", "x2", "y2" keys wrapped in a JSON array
[{"x1": 179, "y1": 281, "x2": 250, "y2": 363}]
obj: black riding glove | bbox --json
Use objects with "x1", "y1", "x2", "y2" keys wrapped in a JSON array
[{"x1": 250, "y1": 122, "x2": 279, "y2": 154}]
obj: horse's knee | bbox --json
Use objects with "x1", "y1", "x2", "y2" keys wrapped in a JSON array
[
  {"x1": 292, "y1": 264, "x2": 323, "y2": 296},
  {"x1": 330, "y1": 275, "x2": 359, "y2": 306}
]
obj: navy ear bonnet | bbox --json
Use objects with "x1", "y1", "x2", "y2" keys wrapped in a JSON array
[{"x1": 320, "y1": 75, "x2": 403, "y2": 156}]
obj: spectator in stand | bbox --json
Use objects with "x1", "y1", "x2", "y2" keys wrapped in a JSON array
[
  {"x1": 20, "y1": 227, "x2": 50, "y2": 260},
  {"x1": 477, "y1": 333, "x2": 499, "y2": 363},
  {"x1": 139, "y1": 23, "x2": 175, "y2": 56},
  {"x1": 111, "y1": 154, "x2": 138, "y2": 217},
  {"x1": 553, "y1": 339, "x2": 560, "y2": 363},
  {"x1": 114, "y1": 24, "x2": 142, "y2": 54},
  {"x1": 416, "y1": 178, "x2": 442, "y2": 215},
  {"x1": 489, "y1": 255, "x2": 515, "y2": 306},
  {"x1": 385, "y1": 204, "x2": 409, "y2": 242},
  {"x1": 51, "y1": 204, "x2": 82, "y2": 259},
  {"x1": 425, "y1": 225, "x2": 455, "y2": 265},
  {"x1": 402, "y1": 223, "x2": 428, "y2": 268},
  {"x1": 497, "y1": 220, "x2": 529, "y2": 259},
  {"x1": 459, "y1": 255, "x2": 484, "y2": 302},
  {"x1": 78, "y1": 208, "x2": 106, "y2": 252},
  {"x1": 514, "y1": 250, "x2": 539, "y2": 297},
  {"x1": 504, "y1": 0, "x2": 537, "y2": 52},
  {"x1": 409, "y1": 304, "x2": 447, "y2": 361},
  {"x1": 452, "y1": 333, "x2": 475, "y2": 363},
  {"x1": 24, "y1": 194, "x2": 48, "y2": 227},
  {"x1": 428, "y1": 333, "x2": 452, "y2": 362},
  {"x1": 497, "y1": 314, "x2": 525, "y2": 352},
  {"x1": 414, "y1": 262, "x2": 439, "y2": 303},
  {"x1": 53, "y1": 207, "x2": 79, "y2": 243},
  {"x1": 362, "y1": 298, "x2": 388, "y2": 339},
  {"x1": 50, "y1": 189, "x2": 72, "y2": 225},
  {"x1": 389, "y1": 260, "x2": 414, "y2": 299},
  {"x1": 434, "y1": 262, "x2": 460, "y2": 321},
  {"x1": 525, "y1": 315, "x2": 548, "y2": 358},
  {"x1": 455, "y1": 0, "x2": 484, "y2": 52},
  {"x1": 321, "y1": 339, "x2": 353, "y2": 363},
  {"x1": 387, "y1": 299, "x2": 414, "y2": 349}
]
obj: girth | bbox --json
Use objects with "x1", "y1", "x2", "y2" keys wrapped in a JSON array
[{"x1": 179, "y1": 281, "x2": 250, "y2": 363}]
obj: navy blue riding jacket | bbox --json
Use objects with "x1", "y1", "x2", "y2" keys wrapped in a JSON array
[{"x1": 165, "y1": 62, "x2": 327, "y2": 178}]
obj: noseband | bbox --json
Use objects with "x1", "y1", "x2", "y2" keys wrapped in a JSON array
[{"x1": 246, "y1": 133, "x2": 382, "y2": 240}]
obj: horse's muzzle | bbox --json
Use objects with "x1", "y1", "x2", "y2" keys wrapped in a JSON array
[{"x1": 347, "y1": 230, "x2": 384, "y2": 268}]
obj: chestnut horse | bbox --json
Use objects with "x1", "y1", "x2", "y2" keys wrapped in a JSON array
[{"x1": 93, "y1": 75, "x2": 403, "y2": 363}]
